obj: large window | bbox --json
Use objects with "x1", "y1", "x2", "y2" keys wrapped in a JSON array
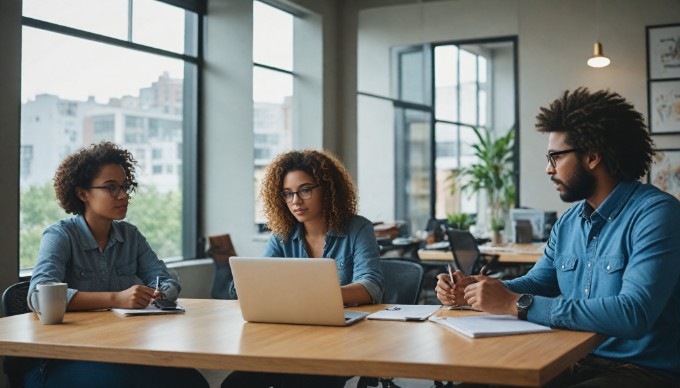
[
  {"x1": 358, "y1": 37, "x2": 517, "y2": 235},
  {"x1": 252, "y1": 1, "x2": 294, "y2": 227},
  {"x1": 19, "y1": 0, "x2": 202, "y2": 269}
]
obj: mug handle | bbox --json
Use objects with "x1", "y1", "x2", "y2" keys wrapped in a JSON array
[{"x1": 27, "y1": 288, "x2": 40, "y2": 315}]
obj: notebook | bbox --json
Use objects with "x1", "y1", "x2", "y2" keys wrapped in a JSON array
[
  {"x1": 429, "y1": 314, "x2": 552, "y2": 338},
  {"x1": 111, "y1": 304, "x2": 185, "y2": 317},
  {"x1": 367, "y1": 305, "x2": 441, "y2": 321},
  {"x1": 229, "y1": 257, "x2": 369, "y2": 326}
]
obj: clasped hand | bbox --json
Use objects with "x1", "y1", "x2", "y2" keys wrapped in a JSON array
[
  {"x1": 435, "y1": 270, "x2": 519, "y2": 315},
  {"x1": 115, "y1": 285, "x2": 162, "y2": 309}
]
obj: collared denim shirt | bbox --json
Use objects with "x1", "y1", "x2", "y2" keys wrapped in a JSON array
[
  {"x1": 505, "y1": 181, "x2": 680, "y2": 380},
  {"x1": 29, "y1": 215, "x2": 180, "y2": 309},
  {"x1": 262, "y1": 215, "x2": 384, "y2": 303}
]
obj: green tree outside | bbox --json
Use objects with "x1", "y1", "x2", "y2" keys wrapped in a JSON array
[{"x1": 20, "y1": 183, "x2": 182, "y2": 268}]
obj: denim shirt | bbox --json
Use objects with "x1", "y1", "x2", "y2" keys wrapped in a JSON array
[
  {"x1": 262, "y1": 215, "x2": 384, "y2": 303},
  {"x1": 505, "y1": 181, "x2": 680, "y2": 380},
  {"x1": 29, "y1": 215, "x2": 180, "y2": 309}
]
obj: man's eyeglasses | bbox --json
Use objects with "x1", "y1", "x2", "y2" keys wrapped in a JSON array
[
  {"x1": 280, "y1": 185, "x2": 319, "y2": 203},
  {"x1": 89, "y1": 182, "x2": 135, "y2": 197},
  {"x1": 546, "y1": 149, "x2": 579, "y2": 168}
]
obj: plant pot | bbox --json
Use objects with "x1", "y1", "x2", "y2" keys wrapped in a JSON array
[{"x1": 491, "y1": 231, "x2": 503, "y2": 245}]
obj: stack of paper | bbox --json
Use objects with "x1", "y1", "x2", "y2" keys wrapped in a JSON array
[
  {"x1": 429, "y1": 314, "x2": 551, "y2": 338},
  {"x1": 367, "y1": 305, "x2": 441, "y2": 321},
  {"x1": 111, "y1": 304, "x2": 185, "y2": 317}
]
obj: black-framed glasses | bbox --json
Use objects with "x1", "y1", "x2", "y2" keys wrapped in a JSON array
[
  {"x1": 280, "y1": 185, "x2": 319, "y2": 203},
  {"x1": 546, "y1": 149, "x2": 579, "y2": 168},
  {"x1": 89, "y1": 182, "x2": 135, "y2": 197}
]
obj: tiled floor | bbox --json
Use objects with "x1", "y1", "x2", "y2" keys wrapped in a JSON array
[{"x1": 199, "y1": 369, "x2": 445, "y2": 387}]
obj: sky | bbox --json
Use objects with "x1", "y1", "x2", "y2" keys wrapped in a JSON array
[{"x1": 21, "y1": 0, "x2": 294, "y2": 105}]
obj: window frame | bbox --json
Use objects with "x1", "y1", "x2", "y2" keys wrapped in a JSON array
[
  {"x1": 19, "y1": 0, "x2": 205, "y2": 267},
  {"x1": 385, "y1": 36, "x2": 519, "y2": 225}
]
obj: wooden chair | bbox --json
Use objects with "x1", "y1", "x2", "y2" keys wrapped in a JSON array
[{"x1": 207, "y1": 234, "x2": 238, "y2": 299}]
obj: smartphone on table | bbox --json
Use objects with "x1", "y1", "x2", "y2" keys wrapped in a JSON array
[{"x1": 152, "y1": 299, "x2": 179, "y2": 310}]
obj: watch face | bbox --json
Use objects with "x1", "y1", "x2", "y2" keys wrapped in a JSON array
[{"x1": 517, "y1": 294, "x2": 533, "y2": 309}]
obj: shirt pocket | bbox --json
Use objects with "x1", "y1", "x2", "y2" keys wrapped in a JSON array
[
  {"x1": 595, "y1": 255, "x2": 626, "y2": 296},
  {"x1": 554, "y1": 255, "x2": 578, "y2": 295},
  {"x1": 115, "y1": 262, "x2": 138, "y2": 290},
  {"x1": 335, "y1": 255, "x2": 353, "y2": 286},
  {"x1": 68, "y1": 266, "x2": 97, "y2": 291}
]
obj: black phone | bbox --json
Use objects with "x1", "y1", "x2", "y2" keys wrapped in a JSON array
[{"x1": 152, "y1": 299, "x2": 178, "y2": 310}]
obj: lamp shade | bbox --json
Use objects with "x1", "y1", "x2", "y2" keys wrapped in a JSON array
[{"x1": 587, "y1": 41, "x2": 610, "y2": 68}]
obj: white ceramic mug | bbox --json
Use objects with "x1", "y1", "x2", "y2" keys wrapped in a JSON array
[{"x1": 27, "y1": 282, "x2": 67, "y2": 325}]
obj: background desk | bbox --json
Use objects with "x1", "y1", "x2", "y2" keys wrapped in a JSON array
[
  {"x1": 418, "y1": 244, "x2": 543, "y2": 264},
  {"x1": 0, "y1": 299, "x2": 601, "y2": 387}
]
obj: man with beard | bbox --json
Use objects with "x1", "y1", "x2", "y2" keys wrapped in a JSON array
[{"x1": 436, "y1": 88, "x2": 680, "y2": 387}]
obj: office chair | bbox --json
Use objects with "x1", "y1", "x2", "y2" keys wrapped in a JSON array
[
  {"x1": 446, "y1": 228, "x2": 498, "y2": 276},
  {"x1": 380, "y1": 258, "x2": 424, "y2": 304},
  {"x1": 2, "y1": 281, "x2": 35, "y2": 388},
  {"x1": 207, "y1": 234, "x2": 238, "y2": 299},
  {"x1": 357, "y1": 258, "x2": 424, "y2": 388}
]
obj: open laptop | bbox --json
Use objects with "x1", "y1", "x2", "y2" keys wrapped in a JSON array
[{"x1": 229, "y1": 257, "x2": 369, "y2": 326}]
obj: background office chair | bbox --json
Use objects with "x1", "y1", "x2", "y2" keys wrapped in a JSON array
[
  {"x1": 2, "y1": 281, "x2": 35, "y2": 388},
  {"x1": 207, "y1": 233, "x2": 238, "y2": 299},
  {"x1": 446, "y1": 228, "x2": 498, "y2": 276},
  {"x1": 379, "y1": 258, "x2": 424, "y2": 304},
  {"x1": 357, "y1": 258, "x2": 424, "y2": 388}
]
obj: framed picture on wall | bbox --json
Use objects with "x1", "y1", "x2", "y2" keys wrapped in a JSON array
[
  {"x1": 649, "y1": 148, "x2": 680, "y2": 201},
  {"x1": 647, "y1": 23, "x2": 680, "y2": 80},
  {"x1": 648, "y1": 80, "x2": 680, "y2": 134}
]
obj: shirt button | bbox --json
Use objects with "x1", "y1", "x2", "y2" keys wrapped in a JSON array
[
  {"x1": 561, "y1": 264, "x2": 565, "y2": 269},
  {"x1": 80, "y1": 271, "x2": 84, "y2": 276},
  {"x1": 592, "y1": 236, "x2": 597, "y2": 240},
  {"x1": 606, "y1": 265, "x2": 611, "y2": 270},
  {"x1": 587, "y1": 263, "x2": 591, "y2": 268},
  {"x1": 585, "y1": 288, "x2": 589, "y2": 294}
]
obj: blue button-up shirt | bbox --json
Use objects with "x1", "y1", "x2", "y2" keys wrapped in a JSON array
[
  {"x1": 505, "y1": 181, "x2": 680, "y2": 380},
  {"x1": 29, "y1": 215, "x2": 180, "y2": 308},
  {"x1": 263, "y1": 215, "x2": 384, "y2": 303}
]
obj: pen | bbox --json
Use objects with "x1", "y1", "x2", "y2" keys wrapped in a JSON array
[
  {"x1": 448, "y1": 264, "x2": 455, "y2": 285},
  {"x1": 479, "y1": 265, "x2": 489, "y2": 276},
  {"x1": 155, "y1": 276, "x2": 160, "y2": 296}
]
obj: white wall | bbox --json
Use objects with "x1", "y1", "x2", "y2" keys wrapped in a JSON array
[
  {"x1": 352, "y1": 0, "x2": 680, "y2": 217},
  {"x1": 203, "y1": 0, "x2": 340, "y2": 257}
]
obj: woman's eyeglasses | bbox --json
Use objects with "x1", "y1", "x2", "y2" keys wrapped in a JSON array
[
  {"x1": 280, "y1": 185, "x2": 319, "y2": 203},
  {"x1": 89, "y1": 182, "x2": 135, "y2": 197},
  {"x1": 546, "y1": 149, "x2": 579, "y2": 168}
]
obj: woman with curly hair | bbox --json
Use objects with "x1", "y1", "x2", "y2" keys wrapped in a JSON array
[
  {"x1": 222, "y1": 149, "x2": 383, "y2": 388},
  {"x1": 26, "y1": 141, "x2": 208, "y2": 388}
]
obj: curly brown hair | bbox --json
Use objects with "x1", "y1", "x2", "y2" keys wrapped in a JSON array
[
  {"x1": 260, "y1": 149, "x2": 358, "y2": 240},
  {"x1": 535, "y1": 87, "x2": 654, "y2": 181},
  {"x1": 54, "y1": 141, "x2": 138, "y2": 215}
]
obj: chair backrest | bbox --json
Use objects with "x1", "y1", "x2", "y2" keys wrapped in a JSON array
[
  {"x1": 380, "y1": 258, "x2": 424, "y2": 304},
  {"x1": 2, "y1": 281, "x2": 31, "y2": 317},
  {"x1": 208, "y1": 234, "x2": 237, "y2": 265},
  {"x1": 446, "y1": 229, "x2": 484, "y2": 276},
  {"x1": 208, "y1": 233, "x2": 238, "y2": 300}
]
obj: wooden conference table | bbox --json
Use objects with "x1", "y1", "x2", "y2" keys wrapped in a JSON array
[
  {"x1": 0, "y1": 299, "x2": 602, "y2": 387},
  {"x1": 418, "y1": 243, "x2": 544, "y2": 264}
]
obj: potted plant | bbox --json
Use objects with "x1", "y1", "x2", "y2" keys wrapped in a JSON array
[
  {"x1": 490, "y1": 217, "x2": 505, "y2": 245},
  {"x1": 447, "y1": 212, "x2": 474, "y2": 231},
  {"x1": 452, "y1": 127, "x2": 515, "y2": 231}
]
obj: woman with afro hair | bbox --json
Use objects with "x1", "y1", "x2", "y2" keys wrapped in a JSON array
[
  {"x1": 26, "y1": 141, "x2": 207, "y2": 388},
  {"x1": 222, "y1": 150, "x2": 383, "y2": 388}
]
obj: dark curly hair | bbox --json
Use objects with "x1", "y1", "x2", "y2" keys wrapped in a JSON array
[
  {"x1": 535, "y1": 87, "x2": 654, "y2": 181},
  {"x1": 54, "y1": 141, "x2": 138, "y2": 215},
  {"x1": 260, "y1": 149, "x2": 358, "y2": 240}
]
